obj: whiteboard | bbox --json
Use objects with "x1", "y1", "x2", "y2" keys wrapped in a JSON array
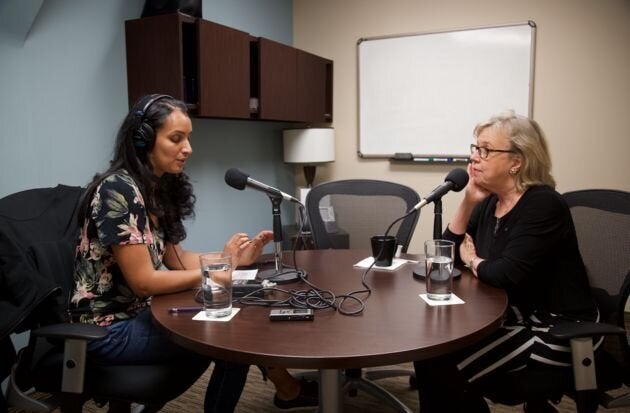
[{"x1": 358, "y1": 22, "x2": 535, "y2": 158}]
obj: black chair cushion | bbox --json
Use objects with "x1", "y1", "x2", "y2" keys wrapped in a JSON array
[
  {"x1": 28, "y1": 344, "x2": 210, "y2": 405},
  {"x1": 480, "y1": 366, "x2": 569, "y2": 406}
]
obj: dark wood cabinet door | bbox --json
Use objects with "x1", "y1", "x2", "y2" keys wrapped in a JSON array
[
  {"x1": 126, "y1": 14, "x2": 332, "y2": 123},
  {"x1": 125, "y1": 13, "x2": 189, "y2": 107},
  {"x1": 258, "y1": 38, "x2": 297, "y2": 121},
  {"x1": 296, "y1": 50, "x2": 333, "y2": 123},
  {"x1": 196, "y1": 20, "x2": 250, "y2": 118}
]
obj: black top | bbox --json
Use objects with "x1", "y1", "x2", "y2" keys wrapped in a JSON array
[{"x1": 445, "y1": 185, "x2": 595, "y2": 319}]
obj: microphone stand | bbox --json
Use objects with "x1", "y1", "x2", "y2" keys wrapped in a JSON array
[
  {"x1": 256, "y1": 195, "x2": 303, "y2": 284},
  {"x1": 412, "y1": 198, "x2": 461, "y2": 279}
]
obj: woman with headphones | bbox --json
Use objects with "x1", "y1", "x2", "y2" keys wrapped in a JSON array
[{"x1": 71, "y1": 94, "x2": 272, "y2": 412}]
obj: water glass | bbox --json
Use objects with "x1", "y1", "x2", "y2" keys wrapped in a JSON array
[
  {"x1": 424, "y1": 240, "x2": 455, "y2": 300},
  {"x1": 199, "y1": 252, "x2": 233, "y2": 317}
]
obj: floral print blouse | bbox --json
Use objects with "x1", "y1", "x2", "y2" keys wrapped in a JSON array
[{"x1": 72, "y1": 170, "x2": 165, "y2": 326}]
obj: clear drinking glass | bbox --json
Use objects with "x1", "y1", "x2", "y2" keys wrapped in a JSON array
[
  {"x1": 199, "y1": 252, "x2": 233, "y2": 317},
  {"x1": 424, "y1": 240, "x2": 455, "y2": 300}
]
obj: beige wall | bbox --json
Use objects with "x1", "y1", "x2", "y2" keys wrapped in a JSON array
[{"x1": 292, "y1": 0, "x2": 630, "y2": 253}]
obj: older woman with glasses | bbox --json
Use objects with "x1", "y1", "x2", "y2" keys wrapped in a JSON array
[{"x1": 413, "y1": 111, "x2": 599, "y2": 412}]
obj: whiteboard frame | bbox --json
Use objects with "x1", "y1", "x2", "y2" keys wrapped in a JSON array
[{"x1": 357, "y1": 21, "x2": 536, "y2": 159}]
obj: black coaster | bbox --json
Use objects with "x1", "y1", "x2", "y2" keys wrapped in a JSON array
[{"x1": 412, "y1": 264, "x2": 461, "y2": 280}]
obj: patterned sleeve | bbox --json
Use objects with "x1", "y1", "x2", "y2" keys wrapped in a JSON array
[{"x1": 92, "y1": 173, "x2": 150, "y2": 247}]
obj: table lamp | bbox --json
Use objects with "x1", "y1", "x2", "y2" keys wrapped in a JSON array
[
  {"x1": 283, "y1": 127, "x2": 335, "y2": 201},
  {"x1": 283, "y1": 128, "x2": 335, "y2": 233}
]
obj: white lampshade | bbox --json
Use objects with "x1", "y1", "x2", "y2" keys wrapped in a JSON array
[{"x1": 283, "y1": 128, "x2": 335, "y2": 164}]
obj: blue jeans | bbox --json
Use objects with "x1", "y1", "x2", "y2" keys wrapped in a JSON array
[{"x1": 87, "y1": 308, "x2": 249, "y2": 413}]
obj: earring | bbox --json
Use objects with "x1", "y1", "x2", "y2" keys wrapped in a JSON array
[{"x1": 509, "y1": 168, "x2": 518, "y2": 175}]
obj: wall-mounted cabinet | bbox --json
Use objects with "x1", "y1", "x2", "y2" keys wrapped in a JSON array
[
  {"x1": 125, "y1": 13, "x2": 333, "y2": 123},
  {"x1": 257, "y1": 38, "x2": 333, "y2": 123}
]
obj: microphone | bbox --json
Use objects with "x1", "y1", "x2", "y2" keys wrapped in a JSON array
[
  {"x1": 225, "y1": 167, "x2": 304, "y2": 284},
  {"x1": 409, "y1": 168, "x2": 468, "y2": 280},
  {"x1": 225, "y1": 168, "x2": 301, "y2": 204},
  {"x1": 411, "y1": 168, "x2": 469, "y2": 211}
]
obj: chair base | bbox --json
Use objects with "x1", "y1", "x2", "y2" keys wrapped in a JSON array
[
  {"x1": 602, "y1": 389, "x2": 630, "y2": 408},
  {"x1": 6, "y1": 363, "x2": 53, "y2": 412},
  {"x1": 363, "y1": 368, "x2": 416, "y2": 385},
  {"x1": 343, "y1": 376, "x2": 413, "y2": 413}
]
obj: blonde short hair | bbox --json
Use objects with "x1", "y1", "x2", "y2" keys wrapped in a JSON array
[{"x1": 474, "y1": 110, "x2": 556, "y2": 191}]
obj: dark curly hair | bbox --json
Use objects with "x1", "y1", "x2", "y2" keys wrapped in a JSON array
[{"x1": 79, "y1": 94, "x2": 195, "y2": 244}]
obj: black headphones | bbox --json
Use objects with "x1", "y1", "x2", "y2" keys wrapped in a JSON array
[{"x1": 132, "y1": 94, "x2": 172, "y2": 149}]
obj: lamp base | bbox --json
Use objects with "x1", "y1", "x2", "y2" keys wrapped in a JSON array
[{"x1": 303, "y1": 165, "x2": 316, "y2": 187}]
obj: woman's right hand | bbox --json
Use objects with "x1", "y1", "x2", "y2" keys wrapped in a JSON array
[
  {"x1": 223, "y1": 233, "x2": 250, "y2": 265},
  {"x1": 237, "y1": 230, "x2": 273, "y2": 266},
  {"x1": 445, "y1": 163, "x2": 491, "y2": 236},
  {"x1": 464, "y1": 162, "x2": 491, "y2": 205}
]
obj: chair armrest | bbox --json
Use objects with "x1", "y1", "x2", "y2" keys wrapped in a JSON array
[
  {"x1": 28, "y1": 323, "x2": 107, "y2": 394},
  {"x1": 31, "y1": 323, "x2": 108, "y2": 341},
  {"x1": 549, "y1": 321, "x2": 625, "y2": 340}
]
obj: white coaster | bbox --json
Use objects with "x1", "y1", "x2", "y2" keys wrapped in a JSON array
[
  {"x1": 192, "y1": 307, "x2": 241, "y2": 321},
  {"x1": 353, "y1": 257, "x2": 411, "y2": 271},
  {"x1": 419, "y1": 293, "x2": 465, "y2": 306}
]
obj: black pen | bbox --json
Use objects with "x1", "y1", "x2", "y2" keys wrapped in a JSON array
[{"x1": 168, "y1": 306, "x2": 203, "y2": 314}]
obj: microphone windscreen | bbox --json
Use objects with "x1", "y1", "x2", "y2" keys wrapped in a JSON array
[
  {"x1": 445, "y1": 168, "x2": 469, "y2": 191},
  {"x1": 225, "y1": 168, "x2": 249, "y2": 190}
]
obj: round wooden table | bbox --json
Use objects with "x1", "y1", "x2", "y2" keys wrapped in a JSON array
[{"x1": 151, "y1": 249, "x2": 507, "y2": 413}]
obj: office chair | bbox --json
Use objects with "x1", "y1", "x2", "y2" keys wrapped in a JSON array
[
  {"x1": 481, "y1": 189, "x2": 630, "y2": 413},
  {"x1": 305, "y1": 179, "x2": 420, "y2": 252},
  {"x1": 1, "y1": 185, "x2": 208, "y2": 413},
  {"x1": 302, "y1": 179, "x2": 421, "y2": 413}
]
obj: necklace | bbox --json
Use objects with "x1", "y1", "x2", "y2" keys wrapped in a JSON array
[{"x1": 494, "y1": 216, "x2": 501, "y2": 236}]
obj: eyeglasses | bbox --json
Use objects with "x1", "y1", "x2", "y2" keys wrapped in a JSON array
[{"x1": 470, "y1": 144, "x2": 515, "y2": 160}]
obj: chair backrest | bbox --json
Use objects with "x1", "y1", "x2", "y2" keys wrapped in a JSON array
[
  {"x1": 563, "y1": 189, "x2": 630, "y2": 375},
  {"x1": 0, "y1": 185, "x2": 84, "y2": 337},
  {"x1": 563, "y1": 190, "x2": 630, "y2": 309},
  {"x1": 305, "y1": 179, "x2": 420, "y2": 252}
]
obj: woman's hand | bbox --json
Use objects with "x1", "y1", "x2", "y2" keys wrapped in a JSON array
[
  {"x1": 460, "y1": 234, "x2": 477, "y2": 265},
  {"x1": 225, "y1": 230, "x2": 273, "y2": 267},
  {"x1": 460, "y1": 234, "x2": 482, "y2": 277},
  {"x1": 464, "y1": 162, "x2": 491, "y2": 205},
  {"x1": 445, "y1": 164, "x2": 491, "y2": 235},
  {"x1": 223, "y1": 233, "x2": 251, "y2": 264}
]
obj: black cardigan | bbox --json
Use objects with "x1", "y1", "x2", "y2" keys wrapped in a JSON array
[{"x1": 445, "y1": 185, "x2": 595, "y2": 319}]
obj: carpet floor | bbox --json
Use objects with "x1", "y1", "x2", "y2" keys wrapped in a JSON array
[{"x1": 11, "y1": 362, "x2": 630, "y2": 412}]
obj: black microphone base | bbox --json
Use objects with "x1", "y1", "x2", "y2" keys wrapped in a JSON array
[
  {"x1": 256, "y1": 267, "x2": 305, "y2": 284},
  {"x1": 412, "y1": 264, "x2": 461, "y2": 280}
]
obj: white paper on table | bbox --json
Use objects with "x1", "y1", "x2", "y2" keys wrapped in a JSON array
[
  {"x1": 232, "y1": 269, "x2": 258, "y2": 280},
  {"x1": 353, "y1": 257, "x2": 411, "y2": 271},
  {"x1": 419, "y1": 293, "x2": 465, "y2": 306},
  {"x1": 192, "y1": 307, "x2": 241, "y2": 321}
]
